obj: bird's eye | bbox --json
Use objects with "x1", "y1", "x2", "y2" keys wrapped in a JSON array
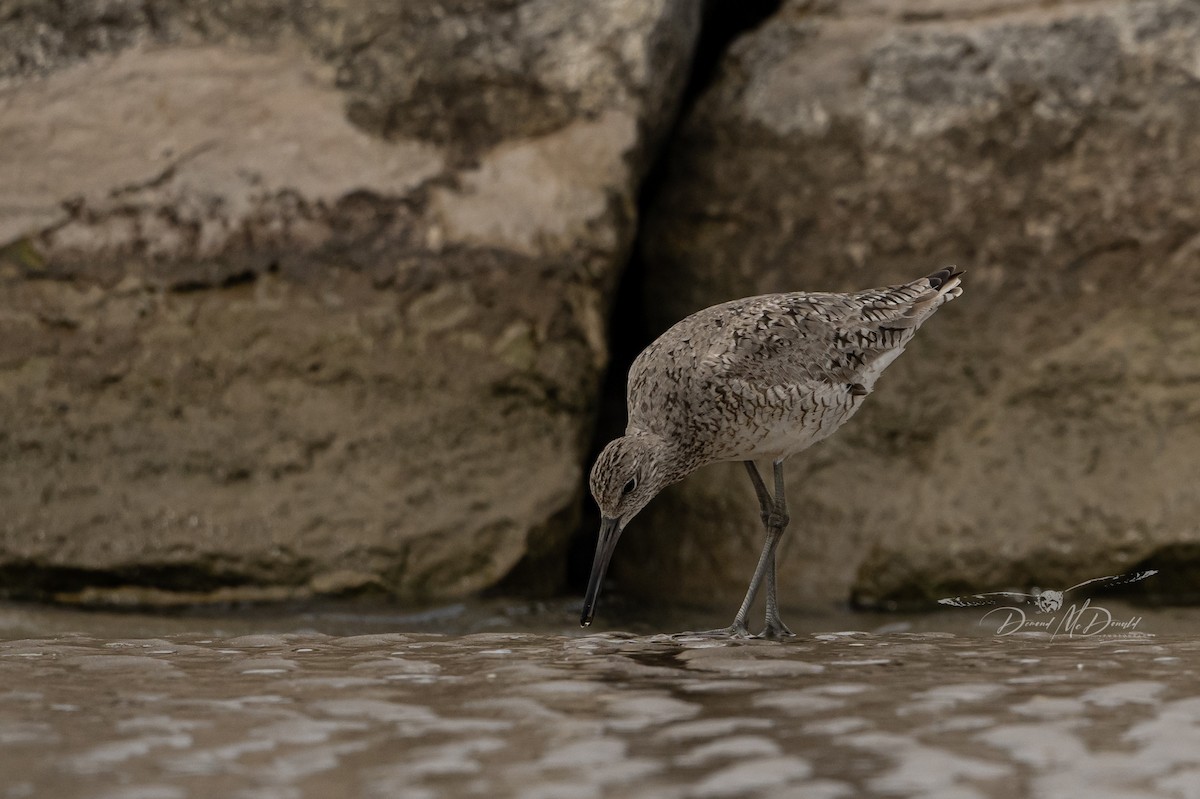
[{"x1": 621, "y1": 477, "x2": 637, "y2": 496}]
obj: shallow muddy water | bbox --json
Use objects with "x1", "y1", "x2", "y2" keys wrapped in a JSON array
[{"x1": 2, "y1": 600, "x2": 1199, "y2": 798}]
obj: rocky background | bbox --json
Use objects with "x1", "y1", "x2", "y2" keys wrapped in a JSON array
[{"x1": 0, "y1": 0, "x2": 1197, "y2": 611}]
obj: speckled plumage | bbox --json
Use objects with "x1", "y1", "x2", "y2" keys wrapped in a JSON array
[
  {"x1": 627, "y1": 267, "x2": 963, "y2": 471},
  {"x1": 582, "y1": 267, "x2": 963, "y2": 634}
]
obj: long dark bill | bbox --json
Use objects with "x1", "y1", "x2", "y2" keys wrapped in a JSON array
[{"x1": 580, "y1": 516, "x2": 623, "y2": 627}]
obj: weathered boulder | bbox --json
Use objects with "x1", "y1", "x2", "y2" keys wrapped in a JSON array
[
  {"x1": 0, "y1": 1, "x2": 701, "y2": 603},
  {"x1": 620, "y1": 0, "x2": 1200, "y2": 609}
]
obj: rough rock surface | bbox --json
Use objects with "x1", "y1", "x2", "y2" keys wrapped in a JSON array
[
  {"x1": 0, "y1": 1, "x2": 701, "y2": 603},
  {"x1": 621, "y1": 0, "x2": 1200, "y2": 609}
]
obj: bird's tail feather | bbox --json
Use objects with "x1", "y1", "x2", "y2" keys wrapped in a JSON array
[
  {"x1": 926, "y1": 266, "x2": 964, "y2": 305},
  {"x1": 899, "y1": 265, "x2": 963, "y2": 324},
  {"x1": 858, "y1": 265, "x2": 963, "y2": 329}
]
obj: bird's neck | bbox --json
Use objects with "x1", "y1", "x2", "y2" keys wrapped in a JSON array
[{"x1": 626, "y1": 429, "x2": 698, "y2": 490}]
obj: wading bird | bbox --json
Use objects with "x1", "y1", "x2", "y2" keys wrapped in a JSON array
[{"x1": 582, "y1": 267, "x2": 964, "y2": 637}]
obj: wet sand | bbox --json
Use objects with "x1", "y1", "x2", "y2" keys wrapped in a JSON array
[{"x1": 2, "y1": 600, "x2": 1198, "y2": 798}]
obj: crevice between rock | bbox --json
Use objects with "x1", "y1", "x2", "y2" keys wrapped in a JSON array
[{"x1": 559, "y1": 0, "x2": 786, "y2": 598}]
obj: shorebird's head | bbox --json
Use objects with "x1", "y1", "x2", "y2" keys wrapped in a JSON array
[{"x1": 581, "y1": 431, "x2": 674, "y2": 627}]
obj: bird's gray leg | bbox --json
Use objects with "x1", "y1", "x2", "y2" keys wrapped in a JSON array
[
  {"x1": 722, "y1": 461, "x2": 785, "y2": 638},
  {"x1": 760, "y1": 459, "x2": 794, "y2": 639},
  {"x1": 744, "y1": 459, "x2": 775, "y2": 518}
]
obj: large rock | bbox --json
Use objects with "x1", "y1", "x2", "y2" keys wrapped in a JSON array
[
  {"x1": 619, "y1": 0, "x2": 1200, "y2": 610},
  {"x1": 0, "y1": 1, "x2": 700, "y2": 604}
]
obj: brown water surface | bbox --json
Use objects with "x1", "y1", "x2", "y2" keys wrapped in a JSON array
[{"x1": 1, "y1": 599, "x2": 1197, "y2": 798}]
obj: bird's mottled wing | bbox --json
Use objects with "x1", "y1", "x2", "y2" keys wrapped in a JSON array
[
  {"x1": 697, "y1": 273, "x2": 950, "y2": 391},
  {"x1": 625, "y1": 268, "x2": 961, "y2": 437},
  {"x1": 938, "y1": 591, "x2": 1038, "y2": 608},
  {"x1": 695, "y1": 295, "x2": 853, "y2": 389}
]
